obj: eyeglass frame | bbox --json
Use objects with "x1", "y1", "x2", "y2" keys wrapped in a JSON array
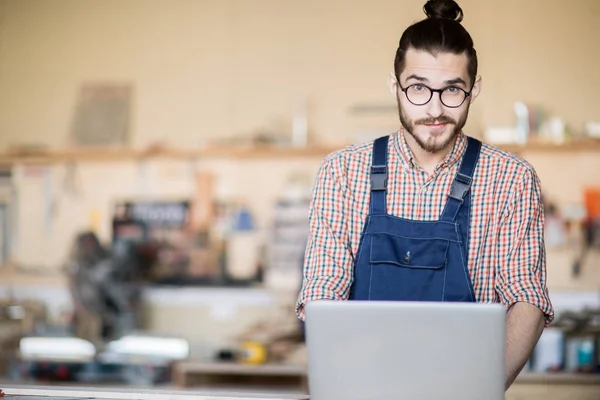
[{"x1": 398, "y1": 81, "x2": 474, "y2": 108}]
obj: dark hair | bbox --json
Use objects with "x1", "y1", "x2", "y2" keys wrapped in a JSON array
[{"x1": 394, "y1": 0, "x2": 477, "y2": 86}]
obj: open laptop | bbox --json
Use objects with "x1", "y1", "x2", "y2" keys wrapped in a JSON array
[{"x1": 304, "y1": 300, "x2": 506, "y2": 400}]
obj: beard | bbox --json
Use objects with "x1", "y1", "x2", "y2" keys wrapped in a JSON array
[{"x1": 397, "y1": 96, "x2": 469, "y2": 154}]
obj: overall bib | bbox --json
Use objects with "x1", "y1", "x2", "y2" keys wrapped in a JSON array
[{"x1": 349, "y1": 135, "x2": 482, "y2": 302}]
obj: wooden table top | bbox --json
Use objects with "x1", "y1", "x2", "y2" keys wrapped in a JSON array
[{"x1": 0, "y1": 385, "x2": 310, "y2": 400}]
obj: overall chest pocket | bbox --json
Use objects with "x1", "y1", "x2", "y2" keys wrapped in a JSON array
[{"x1": 369, "y1": 233, "x2": 450, "y2": 269}]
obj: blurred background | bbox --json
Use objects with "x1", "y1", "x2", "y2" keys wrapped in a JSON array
[{"x1": 0, "y1": 0, "x2": 599, "y2": 399}]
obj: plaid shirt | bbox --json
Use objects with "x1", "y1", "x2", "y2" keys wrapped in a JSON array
[{"x1": 296, "y1": 129, "x2": 553, "y2": 324}]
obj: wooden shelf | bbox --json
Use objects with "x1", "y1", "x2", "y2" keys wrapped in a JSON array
[
  {"x1": 0, "y1": 146, "x2": 339, "y2": 165},
  {"x1": 0, "y1": 139, "x2": 599, "y2": 165},
  {"x1": 499, "y1": 139, "x2": 600, "y2": 153}
]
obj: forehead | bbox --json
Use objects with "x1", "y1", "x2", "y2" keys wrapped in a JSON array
[{"x1": 401, "y1": 48, "x2": 470, "y2": 85}]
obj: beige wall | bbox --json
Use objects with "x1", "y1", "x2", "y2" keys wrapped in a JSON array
[
  {"x1": 0, "y1": 0, "x2": 600, "y2": 341},
  {"x1": 0, "y1": 0, "x2": 598, "y2": 263},
  {"x1": 0, "y1": 0, "x2": 599, "y2": 149},
  {"x1": 0, "y1": 0, "x2": 598, "y2": 277}
]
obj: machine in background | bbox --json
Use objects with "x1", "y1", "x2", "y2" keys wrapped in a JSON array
[{"x1": 16, "y1": 229, "x2": 189, "y2": 386}]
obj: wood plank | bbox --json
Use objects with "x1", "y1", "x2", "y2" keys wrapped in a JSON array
[
  {"x1": 516, "y1": 372, "x2": 600, "y2": 385},
  {"x1": 171, "y1": 362, "x2": 308, "y2": 391},
  {"x1": 172, "y1": 362, "x2": 600, "y2": 385},
  {"x1": 176, "y1": 362, "x2": 306, "y2": 377},
  {"x1": 506, "y1": 383, "x2": 600, "y2": 400},
  {"x1": 0, "y1": 385, "x2": 309, "y2": 400}
]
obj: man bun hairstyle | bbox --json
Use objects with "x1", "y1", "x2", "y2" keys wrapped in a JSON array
[
  {"x1": 423, "y1": 0, "x2": 464, "y2": 22},
  {"x1": 394, "y1": 0, "x2": 477, "y2": 86}
]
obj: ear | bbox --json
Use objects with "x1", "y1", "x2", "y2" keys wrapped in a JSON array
[
  {"x1": 388, "y1": 72, "x2": 399, "y2": 96},
  {"x1": 469, "y1": 75, "x2": 482, "y2": 104}
]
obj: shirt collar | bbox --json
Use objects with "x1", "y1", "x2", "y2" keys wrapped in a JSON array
[{"x1": 393, "y1": 128, "x2": 468, "y2": 172}]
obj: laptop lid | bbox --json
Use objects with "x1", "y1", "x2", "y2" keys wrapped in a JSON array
[{"x1": 305, "y1": 300, "x2": 506, "y2": 400}]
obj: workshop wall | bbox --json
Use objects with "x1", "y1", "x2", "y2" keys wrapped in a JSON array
[
  {"x1": 0, "y1": 0, "x2": 598, "y2": 149},
  {"x1": 9, "y1": 159, "x2": 320, "y2": 271},
  {"x1": 0, "y1": 0, "x2": 599, "y2": 265},
  {"x1": 0, "y1": 0, "x2": 599, "y2": 352}
]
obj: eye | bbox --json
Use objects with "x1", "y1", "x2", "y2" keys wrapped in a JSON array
[
  {"x1": 412, "y1": 84, "x2": 426, "y2": 92},
  {"x1": 445, "y1": 86, "x2": 460, "y2": 94}
]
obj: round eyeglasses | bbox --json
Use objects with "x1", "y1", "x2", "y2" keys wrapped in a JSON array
[{"x1": 399, "y1": 83, "x2": 472, "y2": 108}]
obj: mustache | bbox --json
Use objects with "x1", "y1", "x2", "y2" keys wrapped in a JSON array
[{"x1": 415, "y1": 116, "x2": 456, "y2": 125}]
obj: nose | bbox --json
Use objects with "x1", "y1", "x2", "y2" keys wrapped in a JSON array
[{"x1": 425, "y1": 91, "x2": 444, "y2": 118}]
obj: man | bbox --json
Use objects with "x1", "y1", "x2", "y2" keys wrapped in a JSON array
[{"x1": 295, "y1": 0, "x2": 553, "y2": 390}]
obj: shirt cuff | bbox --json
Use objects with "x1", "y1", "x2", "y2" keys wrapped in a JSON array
[
  {"x1": 295, "y1": 277, "x2": 346, "y2": 321},
  {"x1": 498, "y1": 283, "x2": 554, "y2": 326}
]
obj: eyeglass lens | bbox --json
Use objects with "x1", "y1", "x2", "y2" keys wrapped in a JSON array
[{"x1": 406, "y1": 85, "x2": 467, "y2": 107}]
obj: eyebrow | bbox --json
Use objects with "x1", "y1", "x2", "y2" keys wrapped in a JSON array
[
  {"x1": 444, "y1": 77, "x2": 467, "y2": 86},
  {"x1": 405, "y1": 74, "x2": 428, "y2": 82},
  {"x1": 405, "y1": 74, "x2": 467, "y2": 87}
]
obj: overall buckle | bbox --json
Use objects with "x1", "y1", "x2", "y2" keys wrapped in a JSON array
[
  {"x1": 449, "y1": 173, "x2": 472, "y2": 202},
  {"x1": 370, "y1": 165, "x2": 388, "y2": 191}
]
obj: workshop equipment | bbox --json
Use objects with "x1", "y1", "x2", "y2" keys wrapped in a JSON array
[{"x1": 16, "y1": 230, "x2": 189, "y2": 385}]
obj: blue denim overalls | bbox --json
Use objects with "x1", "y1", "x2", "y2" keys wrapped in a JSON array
[{"x1": 349, "y1": 134, "x2": 482, "y2": 302}]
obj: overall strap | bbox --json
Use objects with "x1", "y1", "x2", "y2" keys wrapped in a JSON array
[
  {"x1": 440, "y1": 136, "x2": 482, "y2": 222},
  {"x1": 369, "y1": 135, "x2": 390, "y2": 215}
]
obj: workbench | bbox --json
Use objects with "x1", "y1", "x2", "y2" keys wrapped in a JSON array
[
  {"x1": 170, "y1": 361, "x2": 600, "y2": 399},
  {"x1": 3, "y1": 377, "x2": 600, "y2": 400},
  {"x1": 0, "y1": 385, "x2": 309, "y2": 400},
  {"x1": 506, "y1": 373, "x2": 600, "y2": 400}
]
